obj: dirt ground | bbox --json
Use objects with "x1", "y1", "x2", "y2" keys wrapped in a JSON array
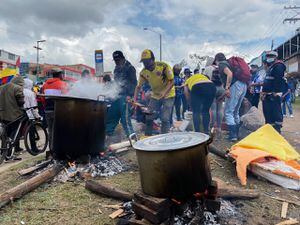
[{"x1": 0, "y1": 101, "x2": 299, "y2": 225}]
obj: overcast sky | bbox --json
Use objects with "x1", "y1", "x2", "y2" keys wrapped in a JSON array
[{"x1": 0, "y1": 0, "x2": 299, "y2": 71}]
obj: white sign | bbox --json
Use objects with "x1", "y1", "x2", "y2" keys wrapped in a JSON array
[{"x1": 288, "y1": 62, "x2": 298, "y2": 73}]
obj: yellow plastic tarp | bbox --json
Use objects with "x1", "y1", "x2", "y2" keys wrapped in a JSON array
[
  {"x1": 0, "y1": 68, "x2": 17, "y2": 78},
  {"x1": 232, "y1": 124, "x2": 300, "y2": 161}
]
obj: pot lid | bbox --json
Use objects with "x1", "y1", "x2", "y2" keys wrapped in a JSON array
[{"x1": 133, "y1": 132, "x2": 210, "y2": 151}]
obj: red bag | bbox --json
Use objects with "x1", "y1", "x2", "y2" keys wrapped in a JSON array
[{"x1": 228, "y1": 56, "x2": 251, "y2": 83}]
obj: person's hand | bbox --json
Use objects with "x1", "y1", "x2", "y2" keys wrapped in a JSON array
[{"x1": 225, "y1": 89, "x2": 231, "y2": 98}]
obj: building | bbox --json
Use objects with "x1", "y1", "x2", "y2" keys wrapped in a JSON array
[
  {"x1": 275, "y1": 30, "x2": 300, "y2": 75},
  {"x1": 20, "y1": 62, "x2": 96, "y2": 82},
  {"x1": 0, "y1": 49, "x2": 20, "y2": 71}
]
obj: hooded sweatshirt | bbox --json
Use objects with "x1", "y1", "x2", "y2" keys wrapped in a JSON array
[
  {"x1": 23, "y1": 78, "x2": 40, "y2": 119},
  {"x1": 41, "y1": 78, "x2": 68, "y2": 111},
  {"x1": 0, "y1": 76, "x2": 25, "y2": 121}
]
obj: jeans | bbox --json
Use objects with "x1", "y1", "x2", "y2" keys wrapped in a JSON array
[
  {"x1": 174, "y1": 95, "x2": 185, "y2": 120},
  {"x1": 106, "y1": 96, "x2": 134, "y2": 137},
  {"x1": 282, "y1": 98, "x2": 293, "y2": 115},
  {"x1": 145, "y1": 97, "x2": 175, "y2": 136},
  {"x1": 191, "y1": 83, "x2": 216, "y2": 134},
  {"x1": 211, "y1": 100, "x2": 223, "y2": 129},
  {"x1": 263, "y1": 94, "x2": 283, "y2": 133},
  {"x1": 224, "y1": 81, "x2": 247, "y2": 126}
]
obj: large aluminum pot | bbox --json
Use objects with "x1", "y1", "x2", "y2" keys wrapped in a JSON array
[
  {"x1": 49, "y1": 95, "x2": 107, "y2": 160},
  {"x1": 133, "y1": 132, "x2": 212, "y2": 199}
]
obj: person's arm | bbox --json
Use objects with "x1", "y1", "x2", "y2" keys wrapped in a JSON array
[
  {"x1": 15, "y1": 86, "x2": 25, "y2": 107},
  {"x1": 127, "y1": 66, "x2": 137, "y2": 97},
  {"x1": 223, "y1": 67, "x2": 233, "y2": 90},
  {"x1": 161, "y1": 80, "x2": 174, "y2": 99},
  {"x1": 134, "y1": 73, "x2": 146, "y2": 101},
  {"x1": 161, "y1": 64, "x2": 174, "y2": 99}
]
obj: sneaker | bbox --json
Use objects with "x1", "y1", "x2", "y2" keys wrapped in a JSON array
[
  {"x1": 290, "y1": 115, "x2": 294, "y2": 118},
  {"x1": 283, "y1": 114, "x2": 287, "y2": 117}
]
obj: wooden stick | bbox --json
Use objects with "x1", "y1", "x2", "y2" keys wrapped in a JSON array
[
  {"x1": 0, "y1": 164, "x2": 62, "y2": 209},
  {"x1": 281, "y1": 202, "x2": 289, "y2": 219},
  {"x1": 264, "y1": 193, "x2": 300, "y2": 207},
  {"x1": 218, "y1": 188, "x2": 260, "y2": 200},
  {"x1": 85, "y1": 180, "x2": 133, "y2": 201},
  {"x1": 209, "y1": 145, "x2": 234, "y2": 162},
  {"x1": 18, "y1": 160, "x2": 52, "y2": 176},
  {"x1": 109, "y1": 209, "x2": 124, "y2": 219},
  {"x1": 275, "y1": 218, "x2": 299, "y2": 225}
]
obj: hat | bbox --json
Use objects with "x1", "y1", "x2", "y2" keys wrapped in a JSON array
[
  {"x1": 113, "y1": 51, "x2": 125, "y2": 60},
  {"x1": 184, "y1": 68, "x2": 192, "y2": 74},
  {"x1": 266, "y1": 50, "x2": 278, "y2": 57},
  {"x1": 213, "y1": 52, "x2": 226, "y2": 65},
  {"x1": 50, "y1": 67, "x2": 63, "y2": 73},
  {"x1": 250, "y1": 64, "x2": 259, "y2": 68},
  {"x1": 140, "y1": 49, "x2": 154, "y2": 62}
]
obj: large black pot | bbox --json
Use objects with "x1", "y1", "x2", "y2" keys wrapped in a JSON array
[
  {"x1": 133, "y1": 132, "x2": 213, "y2": 199},
  {"x1": 49, "y1": 95, "x2": 107, "y2": 160}
]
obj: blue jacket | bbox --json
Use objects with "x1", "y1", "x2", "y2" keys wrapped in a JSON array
[
  {"x1": 262, "y1": 61, "x2": 286, "y2": 93},
  {"x1": 174, "y1": 75, "x2": 184, "y2": 96},
  {"x1": 114, "y1": 60, "x2": 137, "y2": 97}
]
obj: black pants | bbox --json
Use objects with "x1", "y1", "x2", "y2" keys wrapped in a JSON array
[
  {"x1": 262, "y1": 95, "x2": 283, "y2": 133},
  {"x1": 191, "y1": 83, "x2": 216, "y2": 134},
  {"x1": 251, "y1": 93, "x2": 260, "y2": 108}
]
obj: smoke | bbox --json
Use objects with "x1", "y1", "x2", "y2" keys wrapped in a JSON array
[{"x1": 67, "y1": 78, "x2": 121, "y2": 100}]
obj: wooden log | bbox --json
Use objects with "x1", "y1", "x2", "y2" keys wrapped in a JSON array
[
  {"x1": 134, "y1": 192, "x2": 171, "y2": 211},
  {"x1": 109, "y1": 209, "x2": 124, "y2": 219},
  {"x1": 209, "y1": 145, "x2": 233, "y2": 161},
  {"x1": 275, "y1": 218, "x2": 299, "y2": 225},
  {"x1": 0, "y1": 164, "x2": 62, "y2": 209},
  {"x1": 18, "y1": 160, "x2": 52, "y2": 176},
  {"x1": 85, "y1": 180, "x2": 133, "y2": 201},
  {"x1": 133, "y1": 202, "x2": 170, "y2": 224},
  {"x1": 109, "y1": 141, "x2": 131, "y2": 151},
  {"x1": 218, "y1": 188, "x2": 260, "y2": 200}
]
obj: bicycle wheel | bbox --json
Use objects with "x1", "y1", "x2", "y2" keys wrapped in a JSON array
[
  {"x1": 0, "y1": 135, "x2": 8, "y2": 164},
  {"x1": 24, "y1": 122, "x2": 48, "y2": 156}
]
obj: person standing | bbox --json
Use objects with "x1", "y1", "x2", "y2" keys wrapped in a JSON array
[
  {"x1": 282, "y1": 79, "x2": 294, "y2": 118},
  {"x1": 41, "y1": 68, "x2": 68, "y2": 152},
  {"x1": 214, "y1": 53, "x2": 250, "y2": 141},
  {"x1": 173, "y1": 64, "x2": 184, "y2": 121},
  {"x1": 134, "y1": 49, "x2": 175, "y2": 136},
  {"x1": 210, "y1": 69, "x2": 225, "y2": 137},
  {"x1": 184, "y1": 73, "x2": 216, "y2": 134},
  {"x1": 262, "y1": 51, "x2": 286, "y2": 133},
  {"x1": 249, "y1": 64, "x2": 264, "y2": 108},
  {"x1": 106, "y1": 51, "x2": 137, "y2": 138},
  {"x1": 0, "y1": 76, "x2": 25, "y2": 156}
]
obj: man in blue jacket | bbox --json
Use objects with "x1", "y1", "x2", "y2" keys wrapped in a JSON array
[{"x1": 106, "y1": 51, "x2": 137, "y2": 137}]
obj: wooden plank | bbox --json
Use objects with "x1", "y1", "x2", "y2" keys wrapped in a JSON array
[
  {"x1": 109, "y1": 209, "x2": 124, "y2": 219},
  {"x1": 134, "y1": 192, "x2": 171, "y2": 211},
  {"x1": 275, "y1": 218, "x2": 299, "y2": 225},
  {"x1": 85, "y1": 180, "x2": 133, "y2": 201},
  {"x1": 133, "y1": 202, "x2": 170, "y2": 224},
  {"x1": 0, "y1": 164, "x2": 62, "y2": 209},
  {"x1": 281, "y1": 202, "x2": 289, "y2": 219},
  {"x1": 18, "y1": 160, "x2": 52, "y2": 176}
]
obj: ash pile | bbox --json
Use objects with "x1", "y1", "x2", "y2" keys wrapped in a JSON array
[{"x1": 54, "y1": 153, "x2": 130, "y2": 182}]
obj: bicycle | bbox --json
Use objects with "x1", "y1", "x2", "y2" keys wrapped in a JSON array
[{"x1": 0, "y1": 107, "x2": 49, "y2": 164}]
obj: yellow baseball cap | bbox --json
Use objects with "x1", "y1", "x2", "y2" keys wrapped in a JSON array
[{"x1": 140, "y1": 49, "x2": 154, "y2": 62}]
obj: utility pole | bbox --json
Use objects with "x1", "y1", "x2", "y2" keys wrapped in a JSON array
[
  {"x1": 283, "y1": 5, "x2": 300, "y2": 23},
  {"x1": 144, "y1": 28, "x2": 162, "y2": 61},
  {"x1": 33, "y1": 40, "x2": 46, "y2": 80},
  {"x1": 271, "y1": 39, "x2": 274, "y2": 50}
]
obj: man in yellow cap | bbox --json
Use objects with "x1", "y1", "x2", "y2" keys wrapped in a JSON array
[{"x1": 134, "y1": 49, "x2": 175, "y2": 135}]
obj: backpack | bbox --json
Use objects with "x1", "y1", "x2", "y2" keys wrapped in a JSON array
[{"x1": 227, "y1": 56, "x2": 251, "y2": 84}]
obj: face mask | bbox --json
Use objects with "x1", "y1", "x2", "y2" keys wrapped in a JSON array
[{"x1": 266, "y1": 58, "x2": 275, "y2": 64}]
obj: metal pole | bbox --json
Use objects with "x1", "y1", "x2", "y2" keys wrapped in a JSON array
[
  {"x1": 37, "y1": 41, "x2": 39, "y2": 78},
  {"x1": 159, "y1": 34, "x2": 162, "y2": 61}
]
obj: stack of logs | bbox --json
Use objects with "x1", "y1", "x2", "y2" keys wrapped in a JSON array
[{"x1": 129, "y1": 192, "x2": 172, "y2": 225}]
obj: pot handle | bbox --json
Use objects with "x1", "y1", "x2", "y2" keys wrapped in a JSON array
[{"x1": 128, "y1": 133, "x2": 138, "y2": 147}]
